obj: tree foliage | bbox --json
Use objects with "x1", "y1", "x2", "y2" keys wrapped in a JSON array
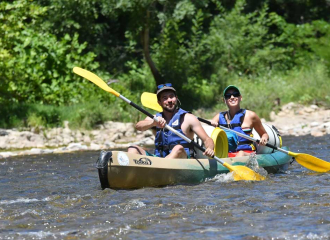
[
  {"x1": 0, "y1": 0, "x2": 99, "y2": 105},
  {"x1": 1, "y1": 0, "x2": 330, "y2": 127}
]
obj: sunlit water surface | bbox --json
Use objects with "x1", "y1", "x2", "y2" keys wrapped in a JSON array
[{"x1": 1, "y1": 135, "x2": 330, "y2": 239}]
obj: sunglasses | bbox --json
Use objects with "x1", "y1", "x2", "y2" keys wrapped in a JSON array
[
  {"x1": 224, "y1": 92, "x2": 240, "y2": 99},
  {"x1": 157, "y1": 83, "x2": 172, "y2": 89}
]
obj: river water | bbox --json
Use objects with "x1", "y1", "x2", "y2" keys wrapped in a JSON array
[{"x1": 1, "y1": 135, "x2": 330, "y2": 239}]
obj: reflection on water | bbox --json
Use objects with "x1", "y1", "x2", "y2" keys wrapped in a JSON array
[{"x1": 0, "y1": 135, "x2": 330, "y2": 239}]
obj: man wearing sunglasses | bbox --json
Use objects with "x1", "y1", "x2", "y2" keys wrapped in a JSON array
[
  {"x1": 128, "y1": 83, "x2": 215, "y2": 159},
  {"x1": 210, "y1": 85, "x2": 269, "y2": 157}
]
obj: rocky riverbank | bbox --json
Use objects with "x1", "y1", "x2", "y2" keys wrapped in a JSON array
[
  {"x1": 0, "y1": 121, "x2": 155, "y2": 159},
  {"x1": 267, "y1": 102, "x2": 330, "y2": 137},
  {"x1": 1, "y1": 102, "x2": 329, "y2": 158}
]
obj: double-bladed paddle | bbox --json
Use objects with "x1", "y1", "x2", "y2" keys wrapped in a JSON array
[
  {"x1": 140, "y1": 92, "x2": 330, "y2": 173},
  {"x1": 73, "y1": 67, "x2": 266, "y2": 181}
]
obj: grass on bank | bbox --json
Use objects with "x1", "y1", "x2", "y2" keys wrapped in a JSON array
[
  {"x1": 1, "y1": 63, "x2": 329, "y2": 130},
  {"x1": 195, "y1": 62, "x2": 330, "y2": 120},
  {"x1": 240, "y1": 62, "x2": 330, "y2": 119},
  {"x1": 0, "y1": 100, "x2": 146, "y2": 130}
]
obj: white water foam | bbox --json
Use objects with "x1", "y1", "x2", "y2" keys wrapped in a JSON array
[
  {"x1": 206, "y1": 171, "x2": 235, "y2": 183},
  {"x1": 246, "y1": 152, "x2": 268, "y2": 177},
  {"x1": 0, "y1": 197, "x2": 51, "y2": 205},
  {"x1": 124, "y1": 199, "x2": 146, "y2": 211}
]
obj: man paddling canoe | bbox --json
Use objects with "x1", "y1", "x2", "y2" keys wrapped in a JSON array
[
  {"x1": 210, "y1": 85, "x2": 269, "y2": 157},
  {"x1": 128, "y1": 83, "x2": 215, "y2": 159}
]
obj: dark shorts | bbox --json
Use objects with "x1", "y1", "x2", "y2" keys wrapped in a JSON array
[{"x1": 146, "y1": 151, "x2": 157, "y2": 157}]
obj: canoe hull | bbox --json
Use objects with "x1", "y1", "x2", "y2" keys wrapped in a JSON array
[{"x1": 97, "y1": 148, "x2": 291, "y2": 189}]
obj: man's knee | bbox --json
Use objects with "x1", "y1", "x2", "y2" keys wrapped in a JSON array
[
  {"x1": 170, "y1": 145, "x2": 187, "y2": 158},
  {"x1": 172, "y1": 145, "x2": 185, "y2": 153},
  {"x1": 128, "y1": 145, "x2": 143, "y2": 155}
]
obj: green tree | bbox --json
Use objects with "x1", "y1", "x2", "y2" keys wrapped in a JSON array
[{"x1": 0, "y1": 0, "x2": 99, "y2": 105}]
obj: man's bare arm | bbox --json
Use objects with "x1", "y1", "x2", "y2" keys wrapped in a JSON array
[
  {"x1": 186, "y1": 114, "x2": 215, "y2": 157},
  {"x1": 135, "y1": 116, "x2": 166, "y2": 131},
  {"x1": 135, "y1": 116, "x2": 156, "y2": 131}
]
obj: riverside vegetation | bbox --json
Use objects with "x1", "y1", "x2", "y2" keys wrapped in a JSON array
[{"x1": 1, "y1": 0, "x2": 330, "y2": 131}]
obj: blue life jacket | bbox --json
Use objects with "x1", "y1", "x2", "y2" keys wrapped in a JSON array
[
  {"x1": 218, "y1": 109, "x2": 255, "y2": 152},
  {"x1": 154, "y1": 108, "x2": 193, "y2": 158}
]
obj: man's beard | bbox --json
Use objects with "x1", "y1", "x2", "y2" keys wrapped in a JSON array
[{"x1": 163, "y1": 104, "x2": 177, "y2": 113}]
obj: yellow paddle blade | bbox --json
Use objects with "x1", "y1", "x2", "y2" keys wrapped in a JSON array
[
  {"x1": 223, "y1": 162, "x2": 266, "y2": 181},
  {"x1": 141, "y1": 92, "x2": 162, "y2": 112},
  {"x1": 73, "y1": 67, "x2": 120, "y2": 97},
  {"x1": 210, "y1": 127, "x2": 228, "y2": 158},
  {"x1": 289, "y1": 152, "x2": 330, "y2": 173}
]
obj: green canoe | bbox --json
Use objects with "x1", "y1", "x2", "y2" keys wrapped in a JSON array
[{"x1": 96, "y1": 147, "x2": 292, "y2": 189}]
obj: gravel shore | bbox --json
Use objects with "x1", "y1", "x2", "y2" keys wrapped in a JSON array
[{"x1": 1, "y1": 102, "x2": 329, "y2": 158}]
